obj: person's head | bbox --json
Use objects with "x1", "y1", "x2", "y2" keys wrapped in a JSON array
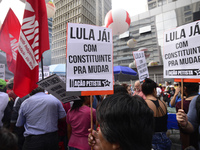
[
  {"x1": 170, "y1": 85, "x2": 174, "y2": 91},
  {"x1": 0, "y1": 79, "x2": 7, "y2": 92},
  {"x1": 71, "y1": 96, "x2": 92, "y2": 111},
  {"x1": 183, "y1": 82, "x2": 199, "y2": 97},
  {"x1": 97, "y1": 93, "x2": 154, "y2": 150},
  {"x1": 6, "y1": 78, "x2": 14, "y2": 90},
  {"x1": 30, "y1": 87, "x2": 44, "y2": 96},
  {"x1": 142, "y1": 78, "x2": 157, "y2": 97},
  {"x1": 0, "y1": 128, "x2": 18, "y2": 150},
  {"x1": 114, "y1": 84, "x2": 128, "y2": 94},
  {"x1": 134, "y1": 80, "x2": 141, "y2": 92},
  {"x1": 121, "y1": 83, "x2": 132, "y2": 95}
]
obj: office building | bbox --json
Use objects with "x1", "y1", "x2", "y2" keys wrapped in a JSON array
[
  {"x1": 113, "y1": 0, "x2": 200, "y2": 83},
  {"x1": 51, "y1": 0, "x2": 111, "y2": 64},
  {"x1": 148, "y1": 0, "x2": 177, "y2": 10}
]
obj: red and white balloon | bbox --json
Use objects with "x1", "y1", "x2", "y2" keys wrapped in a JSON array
[
  {"x1": 105, "y1": 9, "x2": 131, "y2": 35},
  {"x1": 138, "y1": 47, "x2": 150, "y2": 58}
]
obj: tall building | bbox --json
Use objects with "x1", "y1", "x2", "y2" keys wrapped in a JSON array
[
  {"x1": 42, "y1": 18, "x2": 53, "y2": 66},
  {"x1": 51, "y1": 0, "x2": 111, "y2": 64},
  {"x1": 148, "y1": 0, "x2": 177, "y2": 10}
]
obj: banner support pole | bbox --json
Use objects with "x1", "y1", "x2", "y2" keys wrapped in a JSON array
[
  {"x1": 90, "y1": 95, "x2": 93, "y2": 150},
  {"x1": 181, "y1": 79, "x2": 184, "y2": 109}
]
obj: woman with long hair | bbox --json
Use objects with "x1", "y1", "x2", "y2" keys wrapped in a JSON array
[
  {"x1": 67, "y1": 96, "x2": 96, "y2": 150},
  {"x1": 142, "y1": 78, "x2": 171, "y2": 150}
]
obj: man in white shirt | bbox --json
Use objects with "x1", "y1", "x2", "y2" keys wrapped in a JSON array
[{"x1": 0, "y1": 79, "x2": 9, "y2": 128}]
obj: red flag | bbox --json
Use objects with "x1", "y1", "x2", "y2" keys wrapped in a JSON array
[
  {"x1": 0, "y1": 8, "x2": 21, "y2": 74},
  {"x1": 14, "y1": 0, "x2": 50, "y2": 97}
]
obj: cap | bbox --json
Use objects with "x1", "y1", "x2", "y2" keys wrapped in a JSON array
[
  {"x1": 173, "y1": 82, "x2": 178, "y2": 85},
  {"x1": 170, "y1": 85, "x2": 174, "y2": 88},
  {"x1": 0, "y1": 79, "x2": 7, "y2": 90}
]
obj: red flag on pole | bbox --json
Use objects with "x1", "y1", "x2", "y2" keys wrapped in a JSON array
[
  {"x1": 14, "y1": 0, "x2": 50, "y2": 97},
  {"x1": 0, "y1": 8, "x2": 21, "y2": 74}
]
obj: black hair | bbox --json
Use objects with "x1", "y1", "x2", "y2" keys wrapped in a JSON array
[
  {"x1": 121, "y1": 83, "x2": 129, "y2": 90},
  {"x1": 70, "y1": 96, "x2": 87, "y2": 111},
  {"x1": 0, "y1": 128, "x2": 18, "y2": 150},
  {"x1": 114, "y1": 84, "x2": 128, "y2": 94},
  {"x1": 142, "y1": 78, "x2": 157, "y2": 96},
  {"x1": 183, "y1": 82, "x2": 199, "y2": 96},
  {"x1": 97, "y1": 93, "x2": 154, "y2": 150},
  {"x1": 0, "y1": 86, "x2": 7, "y2": 93},
  {"x1": 30, "y1": 87, "x2": 44, "y2": 96}
]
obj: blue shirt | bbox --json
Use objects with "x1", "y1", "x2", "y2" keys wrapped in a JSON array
[
  {"x1": 169, "y1": 95, "x2": 181, "y2": 107},
  {"x1": 16, "y1": 92, "x2": 66, "y2": 137}
]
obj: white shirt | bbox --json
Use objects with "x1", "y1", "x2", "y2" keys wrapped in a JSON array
[
  {"x1": 156, "y1": 87, "x2": 162, "y2": 97},
  {"x1": 0, "y1": 92, "x2": 9, "y2": 127}
]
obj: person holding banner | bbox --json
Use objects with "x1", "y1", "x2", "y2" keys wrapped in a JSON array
[
  {"x1": 88, "y1": 93, "x2": 154, "y2": 150},
  {"x1": 175, "y1": 82, "x2": 199, "y2": 150},
  {"x1": 67, "y1": 96, "x2": 96, "y2": 150},
  {"x1": 142, "y1": 78, "x2": 171, "y2": 150},
  {"x1": 176, "y1": 95, "x2": 200, "y2": 150}
]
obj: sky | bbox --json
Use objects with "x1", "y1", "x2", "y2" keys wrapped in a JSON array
[{"x1": 0, "y1": 0, "x2": 147, "y2": 25}]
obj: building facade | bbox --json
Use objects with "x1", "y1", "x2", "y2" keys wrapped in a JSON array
[
  {"x1": 148, "y1": 0, "x2": 177, "y2": 10},
  {"x1": 51, "y1": 0, "x2": 111, "y2": 64},
  {"x1": 42, "y1": 18, "x2": 53, "y2": 66},
  {"x1": 114, "y1": 0, "x2": 200, "y2": 84}
]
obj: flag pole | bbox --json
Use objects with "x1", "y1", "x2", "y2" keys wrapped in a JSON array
[{"x1": 41, "y1": 54, "x2": 44, "y2": 80}]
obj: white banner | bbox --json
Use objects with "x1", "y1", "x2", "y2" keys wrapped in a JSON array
[
  {"x1": 37, "y1": 74, "x2": 80, "y2": 103},
  {"x1": 163, "y1": 20, "x2": 200, "y2": 78},
  {"x1": 133, "y1": 51, "x2": 149, "y2": 82},
  {"x1": 66, "y1": 23, "x2": 113, "y2": 95},
  {"x1": 0, "y1": 64, "x2": 5, "y2": 80}
]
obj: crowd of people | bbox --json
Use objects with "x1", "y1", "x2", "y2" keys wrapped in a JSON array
[{"x1": 0, "y1": 77, "x2": 200, "y2": 150}]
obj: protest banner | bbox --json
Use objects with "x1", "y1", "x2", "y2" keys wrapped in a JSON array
[
  {"x1": 133, "y1": 51, "x2": 149, "y2": 82},
  {"x1": 163, "y1": 20, "x2": 200, "y2": 79},
  {"x1": 37, "y1": 74, "x2": 80, "y2": 103},
  {"x1": 39, "y1": 66, "x2": 50, "y2": 81},
  {"x1": 66, "y1": 23, "x2": 113, "y2": 96},
  {"x1": 0, "y1": 64, "x2": 5, "y2": 80}
]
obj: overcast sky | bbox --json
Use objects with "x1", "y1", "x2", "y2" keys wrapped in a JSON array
[{"x1": 0, "y1": 0, "x2": 147, "y2": 25}]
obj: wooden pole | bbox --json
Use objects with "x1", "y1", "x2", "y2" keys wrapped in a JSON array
[
  {"x1": 181, "y1": 79, "x2": 184, "y2": 109},
  {"x1": 90, "y1": 95, "x2": 93, "y2": 150}
]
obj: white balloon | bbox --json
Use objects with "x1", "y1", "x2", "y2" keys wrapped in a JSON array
[
  {"x1": 127, "y1": 38, "x2": 137, "y2": 48},
  {"x1": 46, "y1": 1, "x2": 56, "y2": 18},
  {"x1": 148, "y1": 61, "x2": 158, "y2": 66}
]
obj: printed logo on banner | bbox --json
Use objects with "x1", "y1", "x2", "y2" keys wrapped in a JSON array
[{"x1": 69, "y1": 79, "x2": 111, "y2": 87}]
